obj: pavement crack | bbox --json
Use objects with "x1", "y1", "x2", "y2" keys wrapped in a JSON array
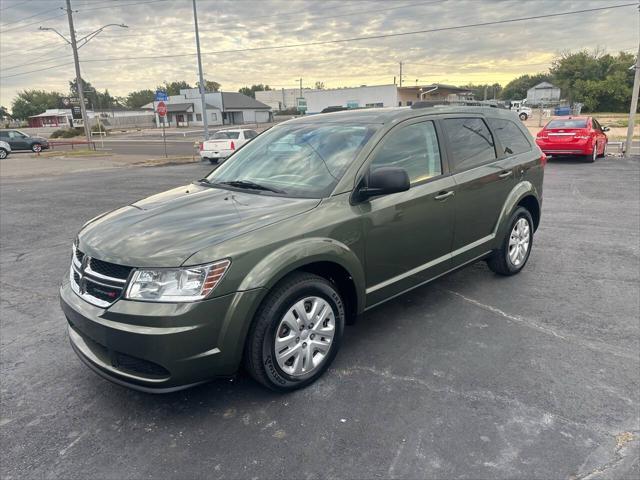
[
  {"x1": 442, "y1": 289, "x2": 638, "y2": 361},
  {"x1": 572, "y1": 431, "x2": 639, "y2": 480}
]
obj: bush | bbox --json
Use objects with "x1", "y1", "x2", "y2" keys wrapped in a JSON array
[
  {"x1": 49, "y1": 129, "x2": 66, "y2": 138},
  {"x1": 91, "y1": 124, "x2": 107, "y2": 135}
]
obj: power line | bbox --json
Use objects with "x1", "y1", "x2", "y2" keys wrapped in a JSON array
[
  {"x1": 0, "y1": 61, "x2": 75, "y2": 79},
  {"x1": 76, "y1": 0, "x2": 168, "y2": 12},
  {"x1": 0, "y1": 0, "x2": 31, "y2": 12},
  {"x1": 77, "y1": 3, "x2": 638, "y2": 64},
  {"x1": 2, "y1": 43, "x2": 70, "y2": 71},
  {"x1": 97, "y1": 0, "x2": 446, "y2": 38},
  {"x1": 0, "y1": 11, "x2": 67, "y2": 34},
  {"x1": 0, "y1": 6, "x2": 62, "y2": 28},
  {"x1": 1, "y1": 3, "x2": 635, "y2": 79}
]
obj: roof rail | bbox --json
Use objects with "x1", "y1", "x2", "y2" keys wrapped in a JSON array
[{"x1": 411, "y1": 100, "x2": 506, "y2": 109}]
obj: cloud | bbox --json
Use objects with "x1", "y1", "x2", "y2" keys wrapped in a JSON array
[{"x1": 0, "y1": 0, "x2": 637, "y2": 106}]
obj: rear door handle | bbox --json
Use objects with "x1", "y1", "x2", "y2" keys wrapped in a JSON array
[
  {"x1": 434, "y1": 190, "x2": 455, "y2": 201},
  {"x1": 498, "y1": 170, "x2": 512, "y2": 178}
]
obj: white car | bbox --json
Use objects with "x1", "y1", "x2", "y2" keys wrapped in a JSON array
[
  {"x1": 199, "y1": 129, "x2": 259, "y2": 164},
  {"x1": 0, "y1": 140, "x2": 11, "y2": 159}
]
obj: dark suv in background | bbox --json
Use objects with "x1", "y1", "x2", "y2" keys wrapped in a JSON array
[
  {"x1": 0, "y1": 129, "x2": 49, "y2": 152},
  {"x1": 60, "y1": 106, "x2": 544, "y2": 392}
]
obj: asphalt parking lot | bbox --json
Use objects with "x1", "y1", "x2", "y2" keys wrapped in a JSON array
[{"x1": 1, "y1": 156, "x2": 638, "y2": 479}]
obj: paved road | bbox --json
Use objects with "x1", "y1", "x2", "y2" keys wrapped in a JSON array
[
  {"x1": 97, "y1": 139, "x2": 198, "y2": 157},
  {"x1": 1, "y1": 157, "x2": 639, "y2": 479}
]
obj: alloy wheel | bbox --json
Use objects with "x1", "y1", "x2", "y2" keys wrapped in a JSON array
[
  {"x1": 274, "y1": 296, "x2": 336, "y2": 377},
  {"x1": 508, "y1": 218, "x2": 530, "y2": 267}
]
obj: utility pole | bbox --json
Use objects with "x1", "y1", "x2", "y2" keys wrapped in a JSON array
[
  {"x1": 399, "y1": 62, "x2": 403, "y2": 87},
  {"x1": 299, "y1": 78, "x2": 303, "y2": 99},
  {"x1": 192, "y1": 0, "x2": 209, "y2": 140},
  {"x1": 65, "y1": 0, "x2": 90, "y2": 145},
  {"x1": 625, "y1": 40, "x2": 640, "y2": 158}
]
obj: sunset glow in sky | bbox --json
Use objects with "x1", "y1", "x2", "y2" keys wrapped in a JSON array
[{"x1": 0, "y1": 0, "x2": 638, "y2": 106}]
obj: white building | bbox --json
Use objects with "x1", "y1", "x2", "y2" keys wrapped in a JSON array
[
  {"x1": 526, "y1": 82, "x2": 561, "y2": 105},
  {"x1": 257, "y1": 84, "x2": 473, "y2": 114},
  {"x1": 143, "y1": 89, "x2": 272, "y2": 127}
]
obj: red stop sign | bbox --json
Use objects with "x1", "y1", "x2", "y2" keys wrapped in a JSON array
[{"x1": 156, "y1": 101, "x2": 167, "y2": 117}]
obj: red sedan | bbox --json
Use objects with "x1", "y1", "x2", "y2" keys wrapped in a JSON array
[{"x1": 535, "y1": 116, "x2": 609, "y2": 162}]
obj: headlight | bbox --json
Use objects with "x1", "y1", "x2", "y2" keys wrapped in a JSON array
[{"x1": 125, "y1": 260, "x2": 230, "y2": 302}]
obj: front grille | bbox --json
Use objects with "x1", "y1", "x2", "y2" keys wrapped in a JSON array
[
  {"x1": 71, "y1": 247, "x2": 133, "y2": 307},
  {"x1": 85, "y1": 281, "x2": 121, "y2": 303},
  {"x1": 89, "y1": 258, "x2": 133, "y2": 280}
]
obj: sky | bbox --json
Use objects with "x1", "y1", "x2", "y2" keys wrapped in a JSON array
[{"x1": 0, "y1": 0, "x2": 638, "y2": 107}]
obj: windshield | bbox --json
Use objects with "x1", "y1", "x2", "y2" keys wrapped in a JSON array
[
  {"x1": 213, "y1": 131, "x2": 240, "y2": 139},
  {"x1": 205, "y1": 122, "x2": 378, "y2": 198},
  {"x1": 546, "y1": 119, "x2": 587, "y2": 129}
]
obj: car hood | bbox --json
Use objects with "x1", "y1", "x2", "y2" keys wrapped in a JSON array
[{"x1": 78, "y1": 184, "x2": 320, "y2": 267}]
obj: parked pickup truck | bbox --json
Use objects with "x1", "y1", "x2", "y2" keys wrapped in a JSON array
[{"x1": 199, "y1": 129, "x2": 259, "y2": 164}]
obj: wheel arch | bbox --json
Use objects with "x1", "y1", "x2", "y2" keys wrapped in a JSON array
[
  {"x1": 494, "y1": 181, "x2": 541, "y2": 243},
  {"x1": 238, "y1": 237, "x2": 366, "y2": 318}
]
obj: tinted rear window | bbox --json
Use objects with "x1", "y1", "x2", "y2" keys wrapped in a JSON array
[
  {"x1": 443, "y1": 118, "x2": 496, "y2": 171},
  {"x1": 546, "y1": 119, "x2": 587, "y2": 129},
  {"x1": 213, "y1": 131, "x2": 240, "y2": 139},
  {"x1": 487, "y1": 118, "x2": 531, "y2": 155}
]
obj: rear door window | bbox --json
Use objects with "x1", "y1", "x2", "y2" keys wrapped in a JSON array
[
  {"x1": 443, "y1": 118, "x2": 496, "y2": 171},
  {"x1": 370, "y1": 120, "x2": 442, "y2": 184},
  {"x1": 213, "y1": 131, "x2": 240, "y2": 140},
  {"x1": 487, "y1": 118, "x2": 531, "y2": 155}
]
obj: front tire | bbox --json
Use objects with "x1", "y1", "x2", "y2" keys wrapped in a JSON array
[
  {"x1": 0, "y1": 148, "x2": 7, "y2": 159},
  {"x1": 244, "y1": 272, "x2": 345, "y2": 391},
  {"x1": 519, "y1": 112, "x2": 528, "y2": 121},
  {"x1": 31, "y1": 143, "x2": 42, "y2": 153},
  {"x1": 487, "y1": 207, "x2": 534, "y2": 276}
]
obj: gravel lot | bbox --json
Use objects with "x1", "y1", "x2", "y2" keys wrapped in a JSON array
[{"x1": 1, "y1": 156, "x2": 638, "y2": 479}]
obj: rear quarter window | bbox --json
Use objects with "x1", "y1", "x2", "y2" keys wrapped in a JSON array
[
  {"x1": 443, "y1": 118, "x2": 496, "y2": 172},
  {"x1": 487, "y1": 118, "x2": 531, "y2": 155}
]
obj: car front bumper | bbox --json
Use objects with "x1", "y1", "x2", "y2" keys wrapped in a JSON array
[{"x1": 60, "y1": 280, "x2": 264, "y2": 392}]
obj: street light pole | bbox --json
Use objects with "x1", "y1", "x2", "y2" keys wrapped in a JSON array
[
  {"x1": 624, "y1": 40, "x2": 639, "y2": 158},
  {"x1": 65, "y1": 0, "x2": 91, "y2": 146},
  {"x1": 192, "y1": 0, "x2": 209, "y2": 140}
]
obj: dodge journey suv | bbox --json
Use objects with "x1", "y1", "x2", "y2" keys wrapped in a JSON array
[{"x1": 60, "y1": 106, "x2": 544, "y2": 392}]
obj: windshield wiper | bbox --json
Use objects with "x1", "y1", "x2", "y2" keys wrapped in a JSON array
[{"x1": 217, "y1": 180, "x2": 286, "y2": 194}]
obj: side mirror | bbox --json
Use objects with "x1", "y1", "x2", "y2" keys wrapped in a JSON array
[
  {"x1": 357, "y1": 167, "x2": 410, "y2": 200},
  {"x1": 602, "y1": 126, "x2": 610, "y2": 132}
]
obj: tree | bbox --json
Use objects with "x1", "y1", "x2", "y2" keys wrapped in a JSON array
[
  {"x1": 0, "y1": 106, "x2": 9, "y2": 120},
  {"x1": 124, "y1": 89, "x2": 156, "y2": 109},
  {"x1": 460, "y1": 83, "x2": 502, "y2": 100},
  {"x1": 238, "y1": 84, "x2": 271, "y2": 98},
  {"x1": 500, "y1": 73, "x2": 552, "y2": 101},
  {"x1": 68, "y1": 78, "x2": 117, "y2": 110},
  {"x1": 11, "y1": 90, "x2": 62, "y2": 120},
  {"x1": 159, "y1": 80, "x2": 193, "y2": 96},
  {"x1": 551, "y1": 50, "x2": 635, "y2": 111},
  {"x1": 314, "y1": 81, "x2": 325, "y2": 90},
  {"x1": 196, "y1": 80, "x2": 221, "y2": 92}
]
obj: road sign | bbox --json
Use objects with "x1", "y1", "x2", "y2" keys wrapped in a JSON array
[
  {"x1": 155, "y1": 90, "x2": 168, "y2": 102},
  {"x1": 71, "y1": 106, "x2": 82, "y2": 119},
  {"x1": 156, "y1": 101, "x2": 168, "y2": 117}
]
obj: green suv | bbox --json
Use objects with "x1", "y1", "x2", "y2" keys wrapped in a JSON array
[{"x1": 60, "y1": 106, "x2": 544, "y2": 392}]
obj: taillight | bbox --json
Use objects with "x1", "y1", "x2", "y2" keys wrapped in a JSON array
[
  {"x1": 199, "y1": 142, "x2": 203, "y2": 151},
  {"x1": 574, "y1": 130, "x2": 590, "y2": 139},
  {"x1": 540, "y1": 152, "x2": 548, "y2": 167},
  {"x1": 537, "y1": 130, "x2": 548, "y2": 140},
  {"x1": 230, "y1": 141, "x2": 235, "y2": 150}
]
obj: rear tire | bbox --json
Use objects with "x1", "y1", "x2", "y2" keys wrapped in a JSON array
[
  {"x1": 585, "y1": 144, "x2": 597, "y2": 163},
  {"x1": 244, "y1": 272, "x2": 345, "y2": 392},
  {"x1": 519, "y1": 113, "x2": 528, "y2": 121},
  {"x1": 487, "y1": 207, "x2": 534, "y2": 276}
]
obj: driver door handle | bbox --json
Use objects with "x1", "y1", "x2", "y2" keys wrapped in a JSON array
[
  {"x1": 434, "y1": 190, "x2": 455, "y2": 201},
  {"x1": 498, "y1": 170, "x2": 512, "y2": 178}
]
